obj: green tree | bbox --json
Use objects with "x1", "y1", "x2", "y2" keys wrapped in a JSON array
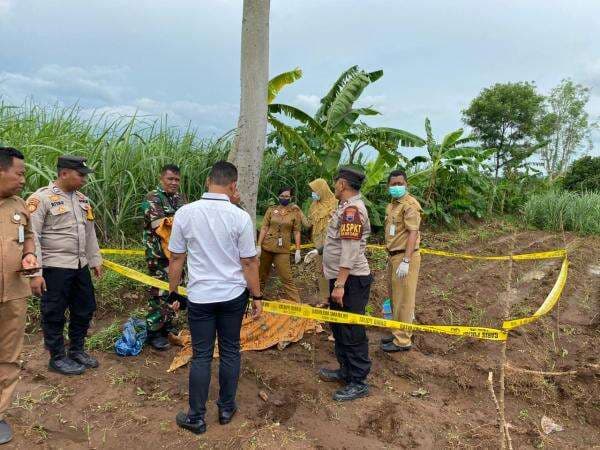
[
  {"x1": 462, "y1": 82, "x2": 545, "y2": 179},
  {"x1": 563, "y1": 155, "x2": 600, "y2": 191},
  {"x1": 537, "y1": 79, "x2": 596, "y2": 178},
  {"x1": 269, "y1": 65, "x2": 425, "y2": 176}
]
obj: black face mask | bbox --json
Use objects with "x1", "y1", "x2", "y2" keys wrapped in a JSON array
[{"x1": 279, "y1": 198, "x2": 290, "y2": 206}]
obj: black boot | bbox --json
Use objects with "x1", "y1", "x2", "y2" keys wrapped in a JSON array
[
  {"x1": 69, "y1": 350, "x2": 99, "y2": 368},
  {"x1": 149, "y1": 334, "x2": 170, "y2": 350},
  {"x1": 333, "y1": 382, "x2": 369, "y2": 401},
  {"x1": 0, "y1": 420, "x2": 13, "y2": 445},
  {"x1": 49, "y1": 355, "x2": 85, "y2": 375},
  {"x1": 175, "y1": 411, "x2": 206, "y2": 434},
  {"x1": 318, "y1": 367, "x2": 347, "y2": 383}
]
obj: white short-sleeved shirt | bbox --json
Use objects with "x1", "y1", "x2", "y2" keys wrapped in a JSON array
[{"x1": 168, "y1": 192, "x2": 257, "y2": 304}]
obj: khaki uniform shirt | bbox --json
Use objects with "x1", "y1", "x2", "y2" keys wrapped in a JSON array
[
  {"x1": 323, "y1": 194, "x2": 371, "y2": 279},
  {"x1": 261, "y1": 204, "x2": 302, "y2": 254},
  {"x1": 0, "y1": 196, "x2": 33, "y2": 301},
  {"x1": 385, "y1": 194, "x2": 422, "y2": 252},
  {"x1": 26, "y1": 183, "x2": 102, "y2": 273}
]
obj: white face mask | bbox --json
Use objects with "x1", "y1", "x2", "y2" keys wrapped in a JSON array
[{"x1": 311, "y1": 192, "x2": 320, "y2": 201}]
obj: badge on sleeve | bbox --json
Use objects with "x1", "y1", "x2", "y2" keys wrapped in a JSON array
[
  {"x1": 339, "y1": 206, "x2": 363, "y2": 240},
  {"x1": 26, "y1": 197, "x2": 40, "y2": 213}
]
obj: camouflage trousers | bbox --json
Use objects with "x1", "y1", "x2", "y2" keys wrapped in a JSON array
[{"x1": 145, "y1": 259, "x2": 177, "y2": 335}]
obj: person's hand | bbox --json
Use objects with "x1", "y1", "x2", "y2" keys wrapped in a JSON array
[
  {"x1": 331, "y1": 287, "x2": 344, "y2": 306},
  {"x1": 252, "y1": 300, "x2": 262, "y2": 319},
  {"x1": 30, "y1": 276, "x2": 46, "y2": 297},
  {"x1": 171, "y1": 300, "x2": 180, "y2": 312},
  {"x1": 22, "y1": 254, "x2": 38, "y2": 270},
  {"x1": 294, "y1": 249, "x2": 301, "y2": 264},
  {"x1": 92, "y1": 266, "x2": 103, "y2": 278},
  {"x1": 230, "y1": 189, "x2": 241, "y2": 205},
  {"x1": 304, "y1": 249, "x2": 318, "y2": 264},
  {"x1": 396, "y1": 261, "x2": 409, "y2": 279},
  {"x1": 256, "y1": 245, "x2": 262, "y2": 258}
]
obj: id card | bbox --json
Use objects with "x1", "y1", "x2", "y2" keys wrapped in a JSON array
[
  {"x1": 277, "y1": 237, "x2": 283, "y2": 247},
  {"x1": 389, "y1": 224, "x2": 396, "y2": 236},
  {"x1": 18, "y1": 225, "x2": 25, "y2": 243}
]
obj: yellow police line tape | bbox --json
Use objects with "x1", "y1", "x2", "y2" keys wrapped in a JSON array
[
  {"x1": 100, "y1": 247, "x2": 567, "y2": 261},
  {"x1": 100, "y1": 253, "x2": 570, "y2": 340},
  {"x1": 101, "y1": 258, "x2": 508, "y2": 341}
]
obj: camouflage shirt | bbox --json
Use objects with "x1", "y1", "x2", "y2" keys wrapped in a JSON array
[{"x1": 142, "y1": 186, "x2": 187, "y2": 268}]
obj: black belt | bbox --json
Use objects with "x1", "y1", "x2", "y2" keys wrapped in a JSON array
[{"x1": 388, "y1": 249, "x2": 419, "y2": 256}]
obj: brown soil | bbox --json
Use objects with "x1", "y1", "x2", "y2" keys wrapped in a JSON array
[{"x1": 5, "y1": 225, "x2": 600, "y2": 449}]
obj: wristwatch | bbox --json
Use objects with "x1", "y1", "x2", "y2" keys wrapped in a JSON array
[
  {"x1": 333, "y1": 281, "x2": 345, "y2": 289},
  {"x1": 402, "y1": 257, "x2": 410, "y2": 263}
]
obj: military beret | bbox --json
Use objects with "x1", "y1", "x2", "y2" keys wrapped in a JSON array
[
  {"x1": 57, "y1": 155, "x2": 94, "y2": 174},
  {"x1": 336, "y1": 166, "x2": 365, "y2": 187}
]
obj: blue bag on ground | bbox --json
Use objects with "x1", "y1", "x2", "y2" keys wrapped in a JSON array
[
  {"x1": 115, "y1": 318, "x2": 147, "y2": 356},
  {"x1": 382, "y1": 298, "x2": 392, "y2": 320}
]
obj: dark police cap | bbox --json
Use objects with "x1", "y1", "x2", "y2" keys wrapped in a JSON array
[
  {"x1": 336, "y1": 166, "x2": 365, "y2": 186},
  {"x1": 57, "y1": 155, "x2": 94, "y2": 174}
]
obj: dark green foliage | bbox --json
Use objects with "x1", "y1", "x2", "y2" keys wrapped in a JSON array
[{"x1": 563, "y1": 156, "x2": 600, "y2": 192}]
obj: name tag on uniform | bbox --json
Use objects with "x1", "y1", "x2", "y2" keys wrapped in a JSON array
[
  {"x1": 18, "y1": 225, "x2": 25, "y2": 243},
  {"x1": 277, "y1": 237, "x2": 283, "y2": 247},
  {"x1": 389, "y1": 224, "x2": 396, "y2": 236}
]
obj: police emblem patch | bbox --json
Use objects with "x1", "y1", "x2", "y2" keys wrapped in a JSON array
[
  {"x1": 26, "y1": 198, "x2": 39, "y2": 213},
  {"x1": 339, "y1": 206, "x2": 362, "y2": 240}
]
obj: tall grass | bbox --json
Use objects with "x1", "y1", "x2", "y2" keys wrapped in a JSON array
[
  {"x1": 1, "y1": 102, "x2": 229, "y2": 244},
  {"x1": 523, "y1": 190, "x2": 600, "y2": 235}
]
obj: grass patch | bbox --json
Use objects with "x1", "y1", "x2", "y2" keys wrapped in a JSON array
[{"x1": 524, "y1": 190, "x2": 600, "y2": 235}]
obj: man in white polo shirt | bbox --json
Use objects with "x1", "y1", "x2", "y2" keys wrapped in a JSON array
[{"x1": 167, "y1": 161, "x2": 262, "y2": 435}]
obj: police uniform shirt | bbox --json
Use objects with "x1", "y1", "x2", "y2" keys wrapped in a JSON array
[
  {"x1": 385, "y1": 194, "x2": 422, "y2": 252},
  {"x1": 26, "y1": 182, "x2": 102, "y2": 272},
  {"x1": 322, "y1": 193, "x2": 371, "y2": 280},
  {"x1": 0, "y1": 196, "x2": 33, "y2": 301}
]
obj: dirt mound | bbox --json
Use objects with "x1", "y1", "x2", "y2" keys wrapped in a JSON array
[{"x1": 6, "y1": 228, "x2": 600, "y2": 448}]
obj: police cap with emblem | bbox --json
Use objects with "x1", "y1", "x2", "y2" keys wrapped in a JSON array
[
  {"x1": 57, "y1": 155, "x2": 94, "y2": 174},
  {"x1": 335, "y1": 166, "x2": 365, "y2": 189}
]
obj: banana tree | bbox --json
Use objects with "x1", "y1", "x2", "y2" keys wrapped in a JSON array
[{"x1": 269, "y1": 65, "x2": 424, "y2": 176}]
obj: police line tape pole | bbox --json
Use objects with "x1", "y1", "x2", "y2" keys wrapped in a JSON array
[
  {"x1": 101, "y1": 247, "x2": 567, "y2": 261},
  {"x1": 101, "y1": 258, "x2": 508, "y2": 341}
]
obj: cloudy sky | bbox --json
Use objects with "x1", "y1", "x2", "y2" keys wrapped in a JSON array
[{"x1": 1, "y1": 0, "x2": 599, "y2": 154}]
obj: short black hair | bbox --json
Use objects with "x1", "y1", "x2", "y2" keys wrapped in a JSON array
[
  {"x1": 278, "y1": 186, "x2": 293, "y2": 196},
  {"x1": 0, "y1": 147, "x2": 24, "y2": 171},
  {"x1": 208, "y1": 161, "x2": 238, "y2": 186},
  {"x1": 161, "y1": 164, "x2": 180, "y2": 175},
  {"x1": 388, "y1": 170, "x2": 407, "y2": 183}
]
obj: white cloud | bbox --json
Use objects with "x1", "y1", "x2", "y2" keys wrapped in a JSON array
[
  {"x1": 294, "y1": 94, "x2": 320, "y2": 113},
  {"x1": 0, "y1": 0, "x2": 11, "y2": 17}
]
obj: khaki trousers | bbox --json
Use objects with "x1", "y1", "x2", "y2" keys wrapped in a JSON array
[
  {"x1": 387, "y1": 252, "x2": 421, "y2": 347},
  {"x1": 259, "y1": 250, "x2": 300, "y2": 303},
  {"x1": 0, "y1": 297, "x2": 27, "y2": 420},
  {"x1": 315, "y1": 254, "x2": 329, "y2": 303}
]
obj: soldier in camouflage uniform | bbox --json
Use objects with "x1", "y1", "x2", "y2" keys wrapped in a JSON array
[{"x1": 142, "y1": 164, "x2": 187, "y2": 350}]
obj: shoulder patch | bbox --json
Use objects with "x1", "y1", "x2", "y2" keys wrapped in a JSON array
[
  {"x1": 339, "y1": 206, "x2": 363, "y2": 240},
  {"x1": 26, "y1": 197, "x2": 40, "y2": 213}
]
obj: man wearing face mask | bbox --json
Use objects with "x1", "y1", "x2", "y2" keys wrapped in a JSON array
[
  {"x1": 142, "y1": 164, "x2": 187, "y2": 350},
  {"x1": 27, "y1": 155, "x2": 103, "y2": 375},
  {"x1": 381, "y1": 170, "x2": 422, "y2": 352}
]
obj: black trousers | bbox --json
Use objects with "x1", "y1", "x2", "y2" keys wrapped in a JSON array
[
  {"x1": 187, "y1": 289, "x2": 248, "y2": 420},
  {"x1": 40, "y1": 266, "x2": 96, "y2": 357},
  {"x1": 329, "y1": 274, "x2": 373, "y2": 384}
]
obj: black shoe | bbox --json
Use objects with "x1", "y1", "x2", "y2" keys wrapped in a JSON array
[
  {"x1": 380, "y1": 335, "x2": 394, "y2": 345},
  {"x1": 175, "y1": 411, "x2": 206, "y2": 435},
  {"x1": 318, "y1": 368, "x2": 346, "y2": 383},
  {"x1": 381, "y1": 341, "x2": 412, "y2": 353},
  {"x1": 69, "y1": 351, "x2": 99, "y2": 368},
  {"x1": 48, "y1": 356, "x2": 85, "y2": 375},
  {"x1": 218, "y1": 408, "x2": 237, "y2": 425},
  {"x1": 0, "y1": 420, "x2": 13, "y2": 445},
  {"x1": 333, "y1": 382, "x2": 369, "y2": 402},
  {"x1": 150, "y1": 335, "x2": 171, "y2": 351}
]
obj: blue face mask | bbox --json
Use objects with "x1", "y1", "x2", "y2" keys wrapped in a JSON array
[
  {"x1": 279, "y1": 198, "x2": 290, "y2": 206},
  {"x1": 389, "y1": 185, "x2": 407, "y2": 198},
  {"x1": 311, "y1": 192, "x2": 320, "y2": 201}
]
